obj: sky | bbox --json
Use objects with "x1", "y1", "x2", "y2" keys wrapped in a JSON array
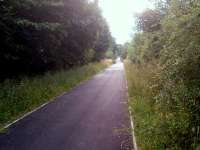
[{"x1": 98, "y1": 0, "x2": 153, "y2": 44}]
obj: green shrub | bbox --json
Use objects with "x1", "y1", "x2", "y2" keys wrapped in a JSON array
[{"x1": 125, "y1": 61, "x2": 197, "y2": 149}]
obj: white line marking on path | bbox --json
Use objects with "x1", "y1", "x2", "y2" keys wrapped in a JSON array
[{"x1": 4, "y1": 92, "x2": 66, "y2": 129}]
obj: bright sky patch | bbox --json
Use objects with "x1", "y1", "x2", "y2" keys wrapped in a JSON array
[{"x1": 99, "y1": 0, "x2": 153, "y2": 44}]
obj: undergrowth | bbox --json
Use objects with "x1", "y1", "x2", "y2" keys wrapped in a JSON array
[{"x1": 125, "y1": 60, "x2": 197, "y2": 150}]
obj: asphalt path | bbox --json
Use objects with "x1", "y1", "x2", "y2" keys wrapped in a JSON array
[{"x1": 0, "y1": 62, "x2": 133, "y2": 150}]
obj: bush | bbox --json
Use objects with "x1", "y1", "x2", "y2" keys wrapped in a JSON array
[
  {"x1": 126, "y1": 0, "x2": 200, "y2": 149},
  {"x1": 125, "y1": 60, "x2": 198, "y2": 149}
]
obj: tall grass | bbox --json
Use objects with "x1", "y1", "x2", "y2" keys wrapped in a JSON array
[
  {"x1": 125, "y1": 61, "x2": 162, "y2": 149},
  {"x1": 0, "y1": 61, "x2": 111, "y2": 129},
  {"x1": 125, "y1": 60, "x2": 196, "y2": 149}
]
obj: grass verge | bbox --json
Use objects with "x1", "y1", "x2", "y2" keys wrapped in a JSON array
[
  {"x1": 124, "y1": 60, "x2": 165, "y2": 150},
  {"x1": 125, "y1": 60, "x2": 192, "y2": 149},
  {"x1": 0, "y1": 60, "x2": 111, "y2": 129}
]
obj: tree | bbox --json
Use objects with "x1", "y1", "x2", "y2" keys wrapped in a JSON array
[
  {"x1": 0, "y1": 0, "x2": 112, "y2": 79},
  {"x1": 135, "y1": 9, "x2": 162, "y2": 32},
  {"x1": 128, "y1": 0, "x2": 200, "y2": 148}
]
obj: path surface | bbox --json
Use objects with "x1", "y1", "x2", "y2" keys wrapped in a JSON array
[{"x1": 0, "y1": 62, "x2": 133, "y2": 150}]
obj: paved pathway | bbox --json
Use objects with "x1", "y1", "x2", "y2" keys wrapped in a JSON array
[{"x1": 0, "y1": 62, "x2": 133, "y2": 150}]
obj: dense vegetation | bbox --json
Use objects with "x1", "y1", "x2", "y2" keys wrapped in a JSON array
[
  {"x1": 125, "y1": 0, "x2": 200, "y2": 149},
  {"x1": 0, "y1": 0, "x2": 117, "y2": 80},
  {"x1": 0, "y1": 0, "x2": 117, "y2": 128}
]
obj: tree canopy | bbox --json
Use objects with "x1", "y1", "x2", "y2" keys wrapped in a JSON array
[
  {"x1": 126, "y1": 0, "x2": 200, "y2": 149},
  {"x1": 0, "y1": 0, "x2": 113, "y2": 80}
]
